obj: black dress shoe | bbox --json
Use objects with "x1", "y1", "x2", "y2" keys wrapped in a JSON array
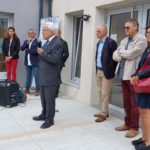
[
  {"x1": 40, "y1": 120, "x2": 54, "y2": 129},
  {"x1": 33, "y1": 115, "x2": 46, "y2": 121},
  {"x1": 135, "y1": 143, "x2": 150, "y2": 150},
  {"x1": 132, "y1": 138, "x2": 144, "y2": 146}
]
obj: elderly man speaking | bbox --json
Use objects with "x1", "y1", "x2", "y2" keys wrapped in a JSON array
[{"x1": 33, "y1": 23, "x2": 63, "y2": 129}]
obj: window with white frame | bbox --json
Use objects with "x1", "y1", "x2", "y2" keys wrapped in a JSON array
[{"x1": 71, "y1": 16, "x2": 83, "y2": 83}]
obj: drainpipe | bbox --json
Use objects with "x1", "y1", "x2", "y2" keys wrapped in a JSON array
[
  {"x1": 39, "y1": 0, "x2": 43, "y2": 30},
  {"x1": 48, "y1": 0, "x2": 53, "y2": 17}
]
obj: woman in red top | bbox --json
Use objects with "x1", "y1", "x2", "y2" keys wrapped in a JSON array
[{"x1": 2, "y1": 27, "x2": 20, "y2": 81}]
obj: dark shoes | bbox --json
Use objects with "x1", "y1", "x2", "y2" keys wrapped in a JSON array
[
  {"x1": 33, "y1": 115, "x2": 46, "y2": 121},
  {"x1": 33, "y1": 115, "x2": 54, "y2": 129},
  {"x1": 94, "y1": 113, "x2": 109, "y2": 117},
  {"x1": 135, "y1": 143, "x2": 150, "y2": 150},
  {"x1": 132, "y1": 138, "x2": 144, "y2": 146},
  {"x1": 40, "y1": 120, "x2": 54, "y2": 129}
]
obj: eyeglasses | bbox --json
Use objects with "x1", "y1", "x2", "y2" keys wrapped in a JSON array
[
  {"x1": 145, "y1": 32, "x2": 150, "y2": 36},
  {"x1": 28, "y1": 32, "x2": 34, "y2": 34},
  {"x1": 42, "y1": 29, "x2": 50, "y2": 32},
  {"x1": 123, "y1": 26, "x2": 130, "y2": 30}
]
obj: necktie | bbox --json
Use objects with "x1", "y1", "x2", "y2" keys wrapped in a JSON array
[{"x1": 42, "y1": 40, "x2": 49, "y2": 48}]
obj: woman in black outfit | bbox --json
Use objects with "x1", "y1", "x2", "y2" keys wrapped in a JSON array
[
  {"x1": 131, "y1": 25, "x2": 150, "y2": 150},
  {"x1": 2, "y1": 26, "x2": 20, "y2": 81}
]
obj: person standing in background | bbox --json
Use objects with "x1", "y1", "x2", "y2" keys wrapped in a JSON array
[
  {"x1": 94, "y1": 24, "x2": 117, "y2": 122},
  {"x1": 2, "y1": 26, "x2": 20, "y2": 81},
  {"x1": 131, "y1": 25, "x2": 150, "y2": 150},
  {"x1": 55, "y1": 29, "x2": 69, "y2": 97},
  {"x1": 21, "y1": 29, "x2": 41, "y2": 96},
  {"x1": 56, "y1": 29, "x2": 69, "y2": 70},
  {"x1": 113, "y1": 18, "x2": 147, "y2": 138}
]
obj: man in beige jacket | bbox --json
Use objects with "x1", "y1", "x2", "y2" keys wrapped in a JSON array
[{"x1": 113, "y1": 18, "x2": 147, "y2": 138}]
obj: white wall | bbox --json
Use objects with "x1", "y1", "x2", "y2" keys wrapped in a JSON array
[{"x1": 52, "y1": 0, "x2": 141, "y2": 105}]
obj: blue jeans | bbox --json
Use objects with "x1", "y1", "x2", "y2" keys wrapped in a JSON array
[{"x1": 25, "y1": 66, "x2": 40, "y2": 92}]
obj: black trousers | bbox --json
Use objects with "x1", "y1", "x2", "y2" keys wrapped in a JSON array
[{"x1": 40, "y1": 85, "x2": 59, "y2": 121}]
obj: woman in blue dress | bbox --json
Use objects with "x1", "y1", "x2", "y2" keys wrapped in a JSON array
[{"x1": 131, "y1": 25, "x2": 150, "y2": 150}]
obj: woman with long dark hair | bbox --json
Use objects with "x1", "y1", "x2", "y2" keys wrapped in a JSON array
[
  {"x1": 131, "y1": 25, "x2": 150, "y2": 150},
  {"x1": 2, "y1": 26, "x2": 20, "y2": 81}
]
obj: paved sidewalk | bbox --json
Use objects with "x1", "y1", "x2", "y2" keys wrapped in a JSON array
[{"x1": 0, "y1": 95, "x2": 140, "y2": 150}]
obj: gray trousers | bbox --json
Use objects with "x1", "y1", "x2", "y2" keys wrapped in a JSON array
[{"x1": 40, "y1": 86, "x2": 59, "y2": 121}]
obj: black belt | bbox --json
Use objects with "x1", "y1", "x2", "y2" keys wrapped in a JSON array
[{"x1": 97, "y1": 67, "x2": 103, "y2": 70}]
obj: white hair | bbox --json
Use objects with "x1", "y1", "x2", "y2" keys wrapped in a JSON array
[{"x1": 43, "y1": 23, "x2": 58, "y2": 34}]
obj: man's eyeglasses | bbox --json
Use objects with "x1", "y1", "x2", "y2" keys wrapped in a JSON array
[
  {"x1": 145, "y1": 32, "x2": 150, "y2": 36},
  {"x1": 123, "y1": 26, "x2": 130, "y2": 30},
  {"x1": 28, "y1": 32, "x2": 34, "y2": 34},
  {"x1": 42, "y1": 29, "x2": 50, "y2": 32}
]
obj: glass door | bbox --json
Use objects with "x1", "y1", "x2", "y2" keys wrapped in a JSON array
[
  {"x1": 107, "y1": 6, "x2": 141, "y2": 108},
  {"x1": 142, "y1": 4, "x2": 150, "y2": 35},
  {"x1": 0, "y1": 13, "x2": 13, "y2": 72}
]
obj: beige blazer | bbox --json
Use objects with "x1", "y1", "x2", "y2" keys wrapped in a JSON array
[{"x1": 113, "y1": 33, "x2": 147, "y2": 80}]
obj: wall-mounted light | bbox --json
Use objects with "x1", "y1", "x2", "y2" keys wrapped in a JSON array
[{"x1": 81, "y1": 14, "x2": 91, "y2": 21}]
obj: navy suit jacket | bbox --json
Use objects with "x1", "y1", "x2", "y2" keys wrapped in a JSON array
[
  {"x1": 21, "y1": 39, "x2": 41, "y2": 67},
  {"x1": 96, "y1": 37, "x2": 117, "y2": 79},
  {"x1": 59, "y1": 37, "x2": 69, "y2": 68},
  {"x1": 133, "y1": 47, "x2": 150, "y2": 79}
]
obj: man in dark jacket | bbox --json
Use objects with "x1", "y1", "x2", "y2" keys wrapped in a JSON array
[
  {"x1": 55, "y1": 29, "x2": 69, "y2": 97},
  {"x1": 33, "y1": 23, "x2": 63, "y2": 129},
  {"x1": 21, "y1": 29, "x2": 41, "y2": 96},
  {"x1": 56, "y1": 29, "x2": 69, "y2": 69},
  {"x1": 94, "y1": 24, "x2": 117, "y2": 122}
]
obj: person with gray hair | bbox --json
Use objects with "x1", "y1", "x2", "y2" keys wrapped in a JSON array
[
  {"x1": 21, "y1": 29, "x2": 41, "y2": 96},
  {"x1": 32, "y1": 23, "x2": 63, "y2": 129},
  {"x1": 94, "y1": 24, "x2": 117, "y2": 122},
  {"x1": 113, "y1": 18, "x2": 147, "y2": 138}
]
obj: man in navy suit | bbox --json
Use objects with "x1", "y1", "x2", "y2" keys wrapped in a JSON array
[
  {"x1": 21, "y1": 29, "x2": 41, "y2": 96},
  {"x1": 94, "y1": 25, "x2": 117, "y2": 122}
]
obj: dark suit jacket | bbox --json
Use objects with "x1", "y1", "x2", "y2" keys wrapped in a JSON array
[
  {"x1": 39, "y1": 36, "x2": 63, "y2": 86},
  {"x1": 96, "y1": 37, "x2": 117, "y2": 79},
  {"x1": 2, "y1": 37, "x2": 20, "y2": 59},
  {"x1": 60, "y1": 38, "x2": 69, "y2": 68},
  {"x1": 21, "y1": 39, "x2": 41, "y2": 67},
  {"x1": 133, "y1": 47, "x2": 150, "y2": 79}
]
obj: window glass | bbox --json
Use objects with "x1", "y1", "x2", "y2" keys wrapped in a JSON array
[
  {"x1": 72, "y1": 16, "x2": 83, "y2": 81},
  {"x1": 109, "y1": 11, "x2": 138, "y2": 108},
  {"x1": 147, "y1": 9, "x2": 150, "y2": 25},
  {"x1": 0, "y1": 17, "x2": 8, "y2": 71},
  {"x1": 109, "y1": 11, "x2": 138, "y2": 44}
]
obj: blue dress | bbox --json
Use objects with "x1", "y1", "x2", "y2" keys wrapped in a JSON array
[{"x1": 134, "y1": 47, "x2": 150, "y2": 108}]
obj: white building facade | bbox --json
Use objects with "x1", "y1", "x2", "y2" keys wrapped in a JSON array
[
  {"x1": 52, "y1": 0, "x2": 150, "y2": 110},
  {"x1": 0, "y1": 0, "x2": 150, "y2": 112}
]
